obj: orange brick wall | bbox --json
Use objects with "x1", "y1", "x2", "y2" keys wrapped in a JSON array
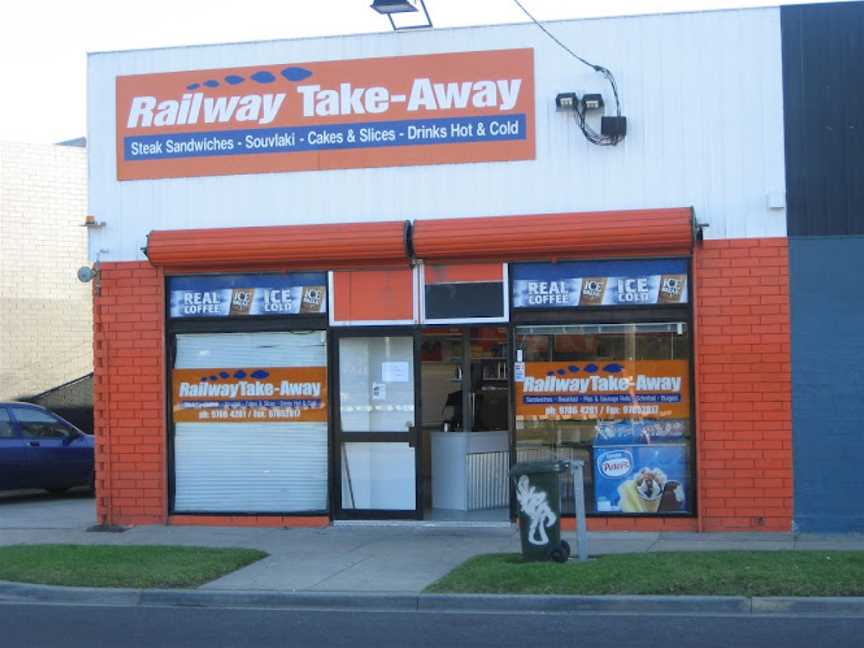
[
  {"x1": 93, "y1": 261, "x2": 167, "y2": 526},
  {"x1": 694, "y1": 238, "x2": 793, "y2": 531}
]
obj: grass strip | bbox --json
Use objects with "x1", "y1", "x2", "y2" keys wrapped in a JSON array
[
  {"x1": 0, "y1": 544, "x2": 267, "y2": 589},
  {"x1": 426, "y1": 551, "x2": 864, "y2": 597}
]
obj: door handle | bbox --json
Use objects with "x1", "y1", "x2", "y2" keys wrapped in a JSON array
[{"x1": 28, "y1": 441, "x2": 40, "y2": 447}]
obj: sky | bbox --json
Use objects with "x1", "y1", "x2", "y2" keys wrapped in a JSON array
[{"x1": 0, "y1": 0, "x2": 852, "y2": 144}]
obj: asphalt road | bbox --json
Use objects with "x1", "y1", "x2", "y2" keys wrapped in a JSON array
[{"x1": 2, "y1": 603, "x2": 863, "y2": 648}]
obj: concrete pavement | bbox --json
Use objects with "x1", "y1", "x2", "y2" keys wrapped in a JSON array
[
  {"x1": 0, "y1": 490, "x2": 93, "y2": 530},
  {"x1": 2, "y1": 494, "x2": 864, "y2": 594}
]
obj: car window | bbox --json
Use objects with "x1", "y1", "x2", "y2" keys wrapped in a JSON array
[
  {"x1": 0, "y1": 409, "x2": 14, "y2": 438},
  {"x1": 10, "y1": 407, "x2": 74, "y2": 439}
]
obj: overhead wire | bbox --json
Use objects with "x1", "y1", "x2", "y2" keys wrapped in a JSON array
[{"x1": 510, "y1": 0, "x2": 625, "y2": 146}]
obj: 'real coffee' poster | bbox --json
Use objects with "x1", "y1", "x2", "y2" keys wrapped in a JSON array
[
  {"x1": 168, "y1": 272, "x2": 326, "y2": 318},
  {"x1": 511, "y1": 259, "x2": 688, "y2": 308}
]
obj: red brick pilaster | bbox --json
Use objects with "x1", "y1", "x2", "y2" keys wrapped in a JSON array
[
  {"x1": 93, "y1": 261, "x2": 167, "y2": 526},
  {"x1": 694, "y1": 238, "x2": 793, "y2": 531}
]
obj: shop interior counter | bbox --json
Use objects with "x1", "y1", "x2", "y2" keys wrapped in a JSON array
[{"x1": 431, "y1": 430, "x2": 509, "y2": 511}]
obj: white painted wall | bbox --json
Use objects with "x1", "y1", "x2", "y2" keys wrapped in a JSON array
[{"x1": 88, "y1": 7, "x2": 787, "y2": 262}]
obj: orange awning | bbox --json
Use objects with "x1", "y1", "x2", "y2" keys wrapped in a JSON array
[
  {"x1": 146, "y1": 220, "x2": 410, "y2": 269},
  {"x1": 147, "y1": 208, "x2": 694, "y2": 270},
  {"x1": 411, "y1": 208, "x2": 694, "y2": 262}
]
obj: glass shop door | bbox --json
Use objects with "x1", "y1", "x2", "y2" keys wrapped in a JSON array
[{"x1": 334, "y1": 330, "x2": 421, "y2": 519}]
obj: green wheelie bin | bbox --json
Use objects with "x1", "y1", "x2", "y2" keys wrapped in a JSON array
[{"x1": 510, "y1": 460, "x2": 571, "y2": 562}]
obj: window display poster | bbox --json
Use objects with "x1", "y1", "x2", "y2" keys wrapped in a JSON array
[
  {"x1": 593, "y1": 419, "x2": 687, "y2": 445},
  {"x1": 515, "y1": 360, "x2": 689, "y2": 421},
  {"x1": 172, "y1": 366, "x2": 327, "y2": 423},
  {"x1": 169, "y1": 273, "x2": 326, "y2": 318},
  {"x1": 594, "y1": 444, "x2": 689, "y2": 513},
  {"x1": 511, "y1": 259, "x2": 688, "y2": 308}
]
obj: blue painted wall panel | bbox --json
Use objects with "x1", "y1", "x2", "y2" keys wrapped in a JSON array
[
  {"x1": 782, "y1": 2, "x2": 864, "y2": 236},
  {"x1": 790, "y1": 237, "x2": 864, "y2": 532}
]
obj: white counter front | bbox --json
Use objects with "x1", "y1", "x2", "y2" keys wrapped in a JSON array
[{"x1": 431, "y1": 431, "x2": 509, "y2": 511}]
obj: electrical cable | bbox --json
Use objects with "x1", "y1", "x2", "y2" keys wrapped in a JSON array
[{"x1": 510, "y1": 0, "x2": 625, "y2": 146}]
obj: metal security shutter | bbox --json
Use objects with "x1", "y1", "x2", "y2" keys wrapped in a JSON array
[
  {"x1": 412, "y1": 208, "x2": 694, "y2": 261},
  {"x1": 175, "y1": 332, "x2": 325, "y2": 368},
  {"x1": 147, "y1": 221, "x2": 410, "y2": 269},
  {"x1": 173, "y1": 331, "x2": 327, "y2": 513}
]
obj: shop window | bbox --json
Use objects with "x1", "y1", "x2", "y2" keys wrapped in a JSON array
[
  {"x1": 171, "y1": 331, "x2": 328, "y2": 514},
  {"x1": 340, "y1": 442, "x2": 416, "y2": 511},
  {"x1": 338, "y1": 336, "x2": 415, "y2": 433},
  {"x1": 514, "y1": 322, "x2": 692, "y2": 516},
  {"x1": 421, "y1": 263, "x2": 508, "y2": 323}
]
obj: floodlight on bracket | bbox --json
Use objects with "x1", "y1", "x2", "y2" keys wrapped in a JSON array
[{"x1": 370, "y1": 0, "x2": 433, "y2": 31}]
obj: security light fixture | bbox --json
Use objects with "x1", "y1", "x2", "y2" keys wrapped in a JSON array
[
  {"x1": 371, "y1": 0, "x2": 418, "y2": 13},
  {"x1": 555, "y1": 92, "x2": 579, "y2": 111},
  {"x1": 370, "y1": 0, "x2": 433, "y2": 30},
  {"x1": 581, "y1": 94, "x2": 604, "y2": 111},
  {"x1": 601, "y1": 116, "x2": 627, "y2": 138},
  {"x1": 77, "y1": 266, "x2": 98, "y2": 283},
  {"x1": 517, "y1": 0, "x2": 625, "y2": 145}
]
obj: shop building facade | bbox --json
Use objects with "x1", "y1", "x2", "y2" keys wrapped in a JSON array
[{"x1": 88, "y1": 5, "x2": 802, "y2": 532}]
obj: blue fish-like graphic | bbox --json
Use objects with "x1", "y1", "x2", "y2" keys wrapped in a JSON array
[
  {"x1": 185, "y1": 67, "x2": 312, "y2": 92},
  {"x1": 250, "y1": 369, "x2": 270, "y2": 379},
  {"x1": 233, "y1": 370, "x2": 247, "y2": 379},
  {"x1": 603, "y1": 363, "x2": 624, "y2": 373},
  {"x1": 584, "y1": 364, "x2": 598, "y2": 373},
  {"x1": 281, "y1": 67, "x2": 312, "y2": 82},
  {"x1": 219, "y1": 371, "x2": 230, "y2": 379},
  {"x1": 568, "y1": 366, "x2": 580, "y2": 373},
  {"x1": 250, "y1": 71, "x2": 276, "y2": 84}
]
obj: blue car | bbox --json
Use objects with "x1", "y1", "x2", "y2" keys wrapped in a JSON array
[{"x1": 0, "y1": 402, "x2": 94, "y2": 494}]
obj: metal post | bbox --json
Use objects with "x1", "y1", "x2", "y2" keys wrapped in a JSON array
[
  {"x1": 462, "y1": 328, "x2": 472, "y2": 433},
  {"x1": 571, "y1": 460, "x2": 588, "y2": 561}
]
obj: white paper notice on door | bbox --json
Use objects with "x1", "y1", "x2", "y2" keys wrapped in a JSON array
[
  {"x1": 514, "y1": 362, "x2": 526, "y2": 383},
  {"x1": 381, "y1": 361, "x2": 410, "y2": 383}
]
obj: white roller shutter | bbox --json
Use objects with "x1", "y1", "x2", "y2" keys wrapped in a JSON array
[{"x1": 173, "y1": 331, "x2": 328, "y2": 513}]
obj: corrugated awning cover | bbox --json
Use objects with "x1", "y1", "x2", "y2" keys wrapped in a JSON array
[
  {"x1": 411, "y1": 208, "x2": 694, "y2": 261},
  {"x1": 146, "y1": 220, "x2": 409, "y2": 269}
]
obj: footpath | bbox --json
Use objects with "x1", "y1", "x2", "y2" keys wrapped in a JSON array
[{"x1": 1, "y1": 494, "x2": 864, "y2": 615}]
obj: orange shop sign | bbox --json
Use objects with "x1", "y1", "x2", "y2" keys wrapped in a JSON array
[
  {"x1": 515, "y1": 360, "x2": 690, "y2": 421},
  {"x1": 116, "y1": 48, "x2": 535, "y2": 180},
  {"x1": 172, "y1": 367, "x2": 327, "y2": 423}
]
